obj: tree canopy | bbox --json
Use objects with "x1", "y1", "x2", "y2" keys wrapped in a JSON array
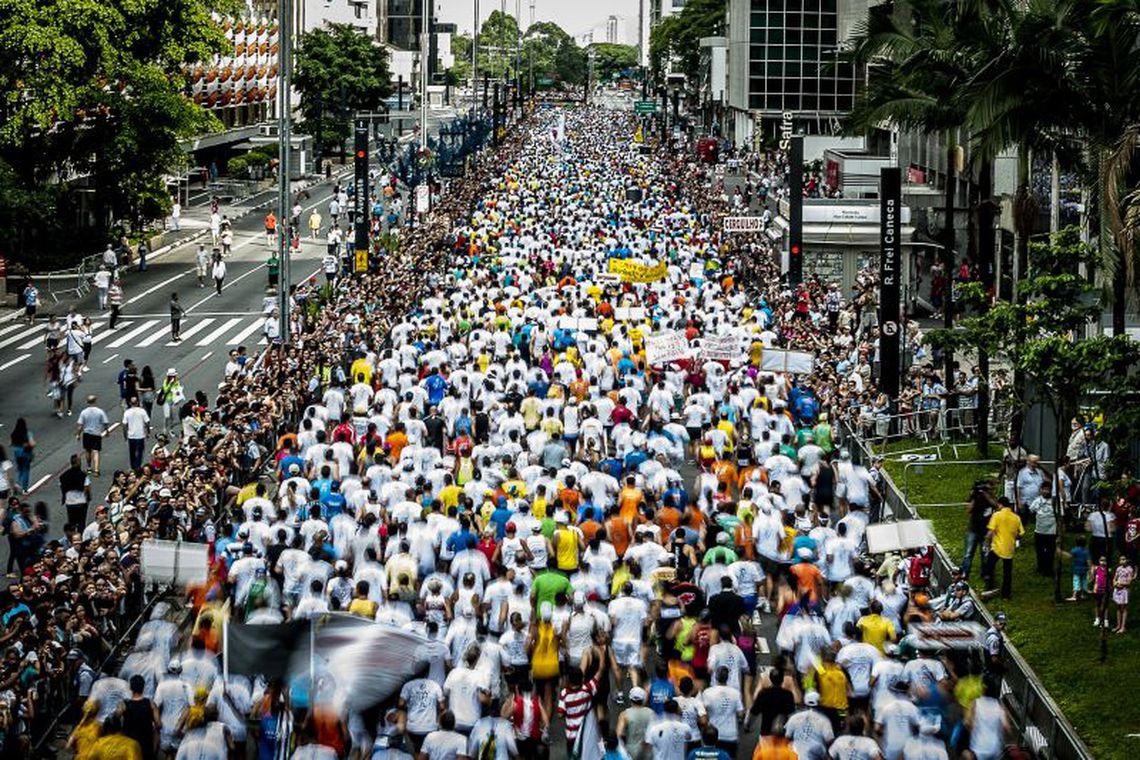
[
  {"x1": 0, "y1": 0, "x2": 232, "y2": 263},
  {"x1": 294, "y1": 24, "x2": 392, "y2": 163},
  {"x1": 446, "y1": 17, "x2": 589, "y2": 88},
  {"x1": 586, "y1": 43, "x2": 638, "y2": 82},
  {"x1": 648, "y1": 0, "x2": 725, "y2": 86}
]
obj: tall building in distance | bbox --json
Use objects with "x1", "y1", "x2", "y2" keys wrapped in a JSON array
[
  {"x1": 606, "y1": 15, "x2": 619, "y2": 43},
  {"x1": 383, "y1": 0, "x2": 432, "y2": 52},
  {"x1": 727, "y1": 0, "x2": 868, "y2": 145}
]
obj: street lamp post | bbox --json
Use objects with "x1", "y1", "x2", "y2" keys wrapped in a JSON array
[
  {"x1": 277, "y1": 0, "x2": 292, "y2": 343},
  {"x1": 420, "y1": 0, "x2": 429, "y2": 153}
]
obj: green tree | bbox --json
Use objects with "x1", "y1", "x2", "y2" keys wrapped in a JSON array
[
  {"x1": 0, "y1": 0, "x2": 230, "y2": 258},
  {"x1": 586, "y1": 43, "x2": 637, "y2": 82},
  {"x1": 926, "y1": 227, "x2": 1140, "y2": 602},
  {"x1": 648, "y1": 0, "x2": 725, "y2": 86},
  {"x1": 294, "y1": 24, "x2": 392, "y2": 166},
  {"x1": 523, "y1": 21, "x2": 586, "y2": 85}
]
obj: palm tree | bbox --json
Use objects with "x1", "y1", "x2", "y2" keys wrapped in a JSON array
[{"x1": 845, "y1": 0, "x2": 1001, "y2": 451}]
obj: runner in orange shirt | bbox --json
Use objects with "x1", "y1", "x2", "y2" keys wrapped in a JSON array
[{"x1": 618, "y1": 476, "x2": 645, "y2": 522}]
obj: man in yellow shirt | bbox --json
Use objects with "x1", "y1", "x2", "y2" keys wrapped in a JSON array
[
  {"x1": 985, "y1": 497, "x2": 1024, "y2": 599},
  {"x1": 856, "y1": 599, "x2": 897, "y2": 652}
]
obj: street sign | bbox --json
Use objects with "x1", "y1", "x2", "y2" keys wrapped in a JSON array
[
  {"x1": 723, "y1": 216, "x2": 764, "y2": 233},
  {"x1": 416, "y1": 184, "x2": 430, "y2": 214},
  {"x1": 634, "y1": 100, "x2": 658, "y2": 114}
]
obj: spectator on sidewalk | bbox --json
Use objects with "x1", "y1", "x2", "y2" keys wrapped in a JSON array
[
  {"x1": 1027, "y1": 481, "x2": 1058, "y2": 576},
  {"x1": 170, "y1": 198, "x2": 181, "y2": 232}
]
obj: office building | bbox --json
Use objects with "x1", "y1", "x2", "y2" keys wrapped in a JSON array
[
  {"x1": 727, "y1": 0, "x2": 869, "y2": 146},
  {"x1": 607, "y1": 15, "x2": 619, "y2": 43}
]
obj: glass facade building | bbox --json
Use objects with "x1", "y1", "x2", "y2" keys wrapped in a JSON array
[{"x1": 745, "y1": 0, "x2": 858, "y2": 115}]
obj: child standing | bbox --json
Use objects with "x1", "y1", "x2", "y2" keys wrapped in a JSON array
[
  {"x1": 1068, "y1": 535, "x2": 1090, "y2": 601},
  {"x1": 1091, "y1": 555, "x2": 1111, "y2": 628},
  {"x1": 1112, "y1": 556, "x2": 1134, "y2": 634}
]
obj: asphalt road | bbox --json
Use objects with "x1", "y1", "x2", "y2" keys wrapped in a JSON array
[{"x1": 0, "y1": 172, "x2": 352, "y2": 535}]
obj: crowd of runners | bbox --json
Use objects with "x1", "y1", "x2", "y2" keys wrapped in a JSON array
[{"x1": 0, "y1": 105, "x2": 1021, "y2": 760}]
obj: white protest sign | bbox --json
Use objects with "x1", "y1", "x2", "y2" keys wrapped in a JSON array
[
  {"x1": 415, "y1": 184, "x2": 430, "y2": 213},
  {"x1": 701, "y1": 334, "x2": 741, "y2": 363},
  {"x1": 557, "y1": 316, "x2": 599, "y2": 332},
  {"x1": 614, "y1": 307, "x2": 647, "y2": 322},
  {"x1": 689, "y1": 261, "x2": 706, "y2": 281},
  {"x1": 646, "y1": 331, "x2": 690, "y2": 365},
  {"x1": 760, "y1": 348, "x2": 815, "y2": 374},
  {"x1": 595, "y1": 273, "x2": 622, "y2": 285},
  {"x1": 140, "y1": 539, "x2": 210, "y2": 586},
  {"x1": 865, "y1": 520, "x2": 934, "y2": 554}
]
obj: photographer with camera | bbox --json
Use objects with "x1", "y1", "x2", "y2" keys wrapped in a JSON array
[{"x1": 963, "y1": 479, "x2": 998, "y2": 579}]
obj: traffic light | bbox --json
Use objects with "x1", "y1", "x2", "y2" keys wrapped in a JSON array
[
  {"x1": 791, "y1": 244, "x2": 801, "y2": 257},
  {"x1": 356, "y1": 149, "x2": 366, "y2": 160}
]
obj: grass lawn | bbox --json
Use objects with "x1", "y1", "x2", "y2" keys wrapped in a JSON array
[{"x1": 881, "y1": 444, "x2": 1140, "y2": 760}]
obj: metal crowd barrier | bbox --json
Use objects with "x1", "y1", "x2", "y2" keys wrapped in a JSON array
[{"x1": 840, "y1": 421, "x2": 1093, "y2": 760}]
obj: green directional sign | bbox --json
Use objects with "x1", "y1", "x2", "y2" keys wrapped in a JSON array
[{"x1": 634, "y1": 100, "x2": 658, "y2": 114}]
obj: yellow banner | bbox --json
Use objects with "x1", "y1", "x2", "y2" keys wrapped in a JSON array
[
  {"x1": 354, "y1": 248, "x2": 368, "y2": 273},
  {"x1": 607, "y1": 258, "x2": 666, "y2": 283}
]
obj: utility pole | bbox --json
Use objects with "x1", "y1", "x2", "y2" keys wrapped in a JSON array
[{"x1": 277, "y1": 0, "x2": 292, "y2": 343}]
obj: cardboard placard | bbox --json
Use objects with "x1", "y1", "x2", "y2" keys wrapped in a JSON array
[{"x1": 646, "y1": 331, "x2": 690, "y2": 365}]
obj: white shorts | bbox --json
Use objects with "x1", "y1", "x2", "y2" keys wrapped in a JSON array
[{"x1": 613, "y1": 638, "x2": 641, "y2": 667}]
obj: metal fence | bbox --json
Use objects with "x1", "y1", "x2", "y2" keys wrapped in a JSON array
[
  {"x1": 849, "y1": 403, "x2": 1017, "y2": 453},
  {"x1": 840, "y1": 420, "x2": 1093, "y2": 760}
]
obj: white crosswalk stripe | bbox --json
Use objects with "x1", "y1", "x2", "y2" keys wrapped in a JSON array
[
  {"x1": 0, "y1": 323, "x2": 26, "y2": 340},
  {"x1": 136, "y1": 322, "x2": 172, "y2": 347},
  {"x1": 195, "y1": 318, "x2": 243, "y2": 347},
  {"x1": 105, "y1": 319, "x2": 160, "y2": 349},
  {"x1": 226, "y1": 318, "x2": 264, "y2": 346},
  {"x1": 166, "y1": 318, "x2": 215, "y2": 346},
  {"x1": 90, "y1": 322, "x2": 124, "y2": 345},
  {"x1": 0, "y1": 316, "x2": 276, "y2": 354},
  {"x1": 0, "y1": 324, "x2": 42, "y2": 350}
]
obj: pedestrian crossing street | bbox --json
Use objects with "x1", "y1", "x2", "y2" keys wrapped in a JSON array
[{"x1": 0, "y1": 314, "x2": 272, "y2": 359}]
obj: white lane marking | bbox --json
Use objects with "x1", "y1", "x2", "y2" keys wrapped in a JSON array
[
  {"x1": 166, "y1": 318, "x2": 215, "y2": 346},
  {"x1": 200, "y1": 351, "x2": 213, "y2": 362},
  {"x1": 194, "y1": 317, "x2": 243, "y2": 346},
  {"x1": 26, "y1": 473, "x2": 52, "y2": 494},
  {"x1": 105, "y1": 319, "x2": 161, "y2": 349},
  {"x1": 0, "y1": 353, "x2": 31, "y2": 372},
  {"x1": 226, "y1": 318, "x2": 265, "y2": 345},
  {"x1": 107, "y1": 422, "x2": 121, "y2": 434},
  {"x1": 125, "y1": 268, "x2": 196, "y2": 305},
  {"x1": 101, "y1": 353, "x2": 120, "y2": 365},
  {"x1": 0, "y1": 323, "x2": 25, "y2": 339}
]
